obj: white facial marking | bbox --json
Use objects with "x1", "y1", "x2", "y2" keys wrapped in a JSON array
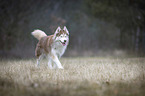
[
  {"x1": 54, "y1": 26, "x2": 69, "y2": 46},
  {"x1": 55, "y1": 33, "x2": 68, "y2": 46}
]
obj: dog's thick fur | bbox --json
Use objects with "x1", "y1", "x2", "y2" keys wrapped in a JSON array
[{"x1": 31, "y1": 26, "x2": 69, "y2": 69}]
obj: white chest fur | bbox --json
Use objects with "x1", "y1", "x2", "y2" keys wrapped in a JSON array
[{"x1": 52, "y1": 42, "x2": 67, "y2": 58}]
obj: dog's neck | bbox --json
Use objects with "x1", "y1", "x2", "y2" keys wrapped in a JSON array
[{"x1": 52, "y1": 41, "x2": 68, "y2": 58}]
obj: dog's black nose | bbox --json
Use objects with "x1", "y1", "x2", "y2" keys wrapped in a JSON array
[{"x1": 64, "y1": 40, "x2": 66, "y2": 42}]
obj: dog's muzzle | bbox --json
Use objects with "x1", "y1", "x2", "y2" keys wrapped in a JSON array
[{"x1": 59, "y1": 40, "x2": 67, "y2": 46}]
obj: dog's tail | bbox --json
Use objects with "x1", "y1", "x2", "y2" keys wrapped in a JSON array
[{"x1": 31, "y1": 29, "x2": 47, "y2": 40}]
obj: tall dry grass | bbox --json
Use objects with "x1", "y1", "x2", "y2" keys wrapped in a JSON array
[{"x1": 0, "y1": 57, "x2": 145, "y2": 96}]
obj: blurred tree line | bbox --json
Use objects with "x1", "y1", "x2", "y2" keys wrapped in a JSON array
[
  {"x1": 85, "y1": 0, "x2": 145, "y2": 55},
  {"x1": 0, "y1": 0, "x2": 145, "y2": 58}
]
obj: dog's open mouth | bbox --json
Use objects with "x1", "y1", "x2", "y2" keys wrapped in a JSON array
[{"x1": 59, "y1": 41, "x2": 66, "y2": 46}]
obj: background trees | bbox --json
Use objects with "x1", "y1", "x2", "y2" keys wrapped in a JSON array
[
  {"x1": 85, "y1": 0, "x2": 145, "y2": 55},
  {"x1": 0, "y1": 0, "x2": 145, "y2": 58}
]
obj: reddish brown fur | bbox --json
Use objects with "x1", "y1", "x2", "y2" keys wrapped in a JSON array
[{"x1": 35, "y1": 35, "x2": 54, "y2": 58}]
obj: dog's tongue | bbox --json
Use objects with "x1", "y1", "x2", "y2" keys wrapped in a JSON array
[{"x1": 62, "y1": 43, "x2": 66, "y2": 46}]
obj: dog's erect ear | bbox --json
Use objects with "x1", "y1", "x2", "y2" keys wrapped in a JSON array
[
  {"x1": 55, "y1": 26, "x2": 61, "y2": 34},
  {"x1": 63, "y1": 26, "x2": 69, "y2": 35},
  {"x1": 53, "y1": 26, "x2": 61, "y2": 39}
]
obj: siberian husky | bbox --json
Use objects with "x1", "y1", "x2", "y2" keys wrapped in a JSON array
[{"x1": 31, "y1": 26, "x2": 69, "y2": 69}]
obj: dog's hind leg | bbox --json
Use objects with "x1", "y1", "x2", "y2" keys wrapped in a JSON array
[{"x1": 36, "y1": 54, "x2": 44, "y2": 67}]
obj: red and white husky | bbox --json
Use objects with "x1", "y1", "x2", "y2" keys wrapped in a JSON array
[{"x1": 31, "y1": 26, "x2": 69, "y2": 69}]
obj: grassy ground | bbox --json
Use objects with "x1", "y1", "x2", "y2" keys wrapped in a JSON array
[{"x1": 0, "y1": 57, "x2": 145, "y2": 96}]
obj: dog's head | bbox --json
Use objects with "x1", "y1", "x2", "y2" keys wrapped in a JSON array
[{"x1": 53, "y1": 26, "x2": 69, "y2": 46}]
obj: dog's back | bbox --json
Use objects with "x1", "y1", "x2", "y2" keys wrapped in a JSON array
[{"x1": 35, "y1": 35, "x2": 54, "y2": 57}]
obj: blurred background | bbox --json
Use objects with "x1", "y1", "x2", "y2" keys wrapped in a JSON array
[{"x1": 0, "y1": 0, "x2": 145, "y2": 58}]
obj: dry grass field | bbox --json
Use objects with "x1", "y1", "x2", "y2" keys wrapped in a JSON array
[{"x1": 0, "y1": 57, "x2": 145, "y2": 96}]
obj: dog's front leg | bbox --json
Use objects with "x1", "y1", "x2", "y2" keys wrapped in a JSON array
[
  {"x1": 47, "y1": 57, "x2": 53, "y2": 69},
  {"x1": 50, "y1": 55, "x2": 64, "y2": 69}
]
